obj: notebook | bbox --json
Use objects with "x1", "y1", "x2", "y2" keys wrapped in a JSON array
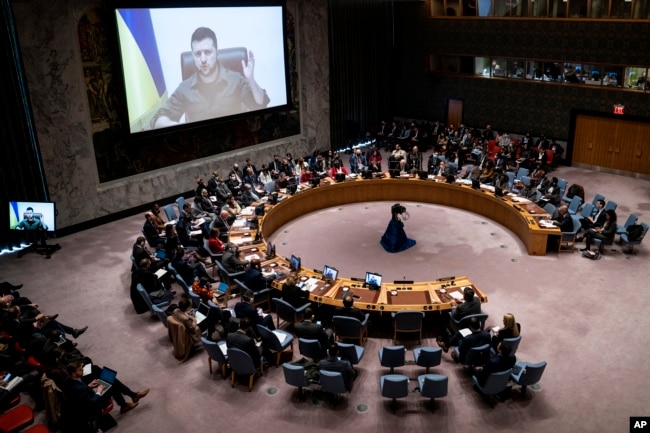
[
  {"x1": 96, "y1": 367, "x2": 118, "y2": 396},
  {"x1": 195, "y1": 302, "x2": 210, "y2": 325}
]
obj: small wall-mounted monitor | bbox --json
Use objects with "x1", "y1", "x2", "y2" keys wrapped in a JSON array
[
  {"x1": 9, "y1": 201, "x2": 56, "y2": 232},
  {"x1": 365, "y1": 271, "x2": 382, "y2": 289},
  {"x1": 323, "y1": 265, "x2": 338, "y2": 281},
  {"x1": 290, "y1": 254, "x2": 301, "y2": 272}
]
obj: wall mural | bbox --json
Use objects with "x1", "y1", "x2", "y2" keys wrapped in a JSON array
[{"x1": 77, "y1": 8, "x2": 300, "y2": 183}]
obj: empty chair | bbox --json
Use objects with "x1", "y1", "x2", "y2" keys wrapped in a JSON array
[
  {"x1": 319, "y1": 369, "x2": 347, "y2": 402},
  {"x1": 417, "y1": 374, "x2": 448, "y2": 409},
  {"x1": 557, "y1": 178, "x2": 568, "y2": 193},
  {"x1": 337, "y1": 342, "x2": 365, "y2": 366},
  {"x1": 511, "y1": 175, "x2": 530, "y2": 194},
  {"x1": 215, "y1": 260, "x2": 244, "y2": 298},
  {"x1": 542, "y1": 202, "x2": 557, "y2": 216},
  {"x1": 273, "y1": 298, "x2": 310, "y2": 329},
  {"x1": 604, "y1": 200, "x2": 617, "y2": 212},
  {"x1": 472, "y1": 368, "x2": 513, "y2": 406},
  {"x1": 200, "y1": 336, "x2": 228, "y2": 379},
  {"x1": 256, "y1": 324, "x2": 294, "y2": 366},
  {"x1": 579, "y1": 202, "x2": 594, "y2": 219},
  {"x1": 282, "y1": 362, "x2": 310, "y2": 400},
  {"x1": 136, "y1": 283, "x2": 170, "y2": 314},
  {"x1": 413, "y1": 346, "x2": 442, "y2": 374},
  {"x1": 378, "y1": 345, "x2": 406, "y2": 374},
  {"x1": 617, "y1": 213, "x2": 638, "y2": 235},
  {"x1": 163, "y1": 204, "x2": 177, "y2": 222},
  {"x1": 187, "y1": 289, "x2": 201, "y2": 308},
  {"x1": 151, "y1": 305, "x2": 168, "y2": 329},
  {"x1": 515, "y1": 167, "x2": 529, "y2": 179},
  {"x1": 264, "y1": 181, "x2": 276, "y2": 194},
  {"x1": 558, "y1": 215, "x2": 581, "y2": 253},
  {"x1": 392, "y1": 310, "x2": 425, "y2": 344},
  {"x1": 566, "y1": 195, "x2": 582, "y2": 215},
  {"x1": 510, "y1": 361, "x2": 547, "y2": 397},
  {"x1": 175, "y1": 196, "x2": 185, "y2": 214},
  {"x1": 380, "y1": 374, "x2": 409, "y2": 412},
  {"x1": 227, "y1": 347, "x2": 260, "y2": 391},
  {"x1": 332, "y1": 314, "x2": 370, "y2": 346},
  {"x1": 0, "y1": 404, "x2": 35, "y2": 433},
  {"x1": 298, "y1": 338, "x2": 322, "y2": 361},
  {"x1": 620, "y1": 222, "x2": 648, "y2": 254},
  {"x1": 505, "y1": 171, "x2": 515, "y2": 190}
]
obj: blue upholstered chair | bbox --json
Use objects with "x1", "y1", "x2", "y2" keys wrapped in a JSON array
[
  {"x1": 558, "y1": 215, "x2": 581, "y2": 253},
  {"x1": 380, "y1": 374, "x2": 409, "y2": 412},
  {"x1": 298, "y1": 338, "x2": 322, "y2": 362},
  {"x1": 604, "y1": 200, "x2": 617, "y2": 211},
  {"x1": 234, "y1": 278, "x2": 271, "y2": 312},
  {"x1": 472, "y1": 368, "x2": 513, "y2": 406},
  {"x1": 151, "y1": 305, "x2": 168, "y2": 329},
  {"x1": 272, "y1": 298, "x2": 310, "y2": 329},
  {"x1": 616, "y1": 213, "x2": 638, "y2": 235},
  {"x1": 417, "y1": 374, "x2": 448, "y2": 409},
  {"x1": 215, "y1": 260, "x2": 244, "y2": 298},
  {"x1": 391, "y1": 311, "x2": 425, "y2": 344},
  {"x1": 227, "y1": 347, "x2": 259, "y2": 391},
  {"x1": 282, "y1": 362, "x2": 310, "y2": 400},
  {"x1": 453, "y1": 343, "x2": 490, "y2": 369},
  {"x1": 319, "y1": 370, "x2": 347, "y2": 402},
  {"x1": 619, "y1": 222, "x2": 648, "y2": 254},
  {"x1": 163, "y1": 204, "x2": 177, "y2": 222},
  {"x1": 136, "y1": 283, "x2": 170, "y2": 314},
  {"x1": 510, "y1": 361, "x2": 547, "y2": 397},
  {"x1": 491, "y1": 335, "x2": 522, "y2": 355},
  {"x1": 378, "y1": 345, "x2": 406, "y2": 374},
  {"x1": 337, "y1": 342, "x2": 365, "y2": 366},
  {"x1": 200, "y1": 336, "x2": 228, "y2": 379},
  {"x1": 449, "y1": 312, "x2": 488, "y2": 333},
  {"x1": 256, "y1": 324, "x2": 294, "y2": 366},
  {"x1": 332, "y1": 314, "x2": 369, "y2": 346},
  {"x1": 413, "y1": 346, "x2": 442, "y2": 374},
  {"x1": 566, "y1": 195, "x2": 582, "y2": 215}
]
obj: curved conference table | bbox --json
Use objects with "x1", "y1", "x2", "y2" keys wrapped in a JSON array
[{"x1": 228, "y1": 174, "x2": 559, "y2": 314}]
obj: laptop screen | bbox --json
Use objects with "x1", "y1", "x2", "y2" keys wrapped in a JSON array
[
  {"x1": 99, "y1": 367, "x2": 117, "y2": 384},
  {"x1": 365, "y1": 272, "x2": 382, "y2": 288},
  {"x1": 290, "y1": 255, "x2": 301, "y2": 272},
  {"x1": 323, "y1": 265, "x2": 338, "y2": 281}
]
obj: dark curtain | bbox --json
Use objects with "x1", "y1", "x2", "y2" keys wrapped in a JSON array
[
  {"x1": 328, "y1": 0, "x2": 394, "y2": 151},
  {"x1": 0, "y1": 0, "x2": 49, "y2": 251}
]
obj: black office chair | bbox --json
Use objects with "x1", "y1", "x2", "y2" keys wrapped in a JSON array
[{"x1": 181, "y1": 47, "x2": 248, "y2": 81}]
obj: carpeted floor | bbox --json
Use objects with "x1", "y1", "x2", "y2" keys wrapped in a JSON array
[{"x1": 0, "y1": 162, "x2": 648, "y2": 433}]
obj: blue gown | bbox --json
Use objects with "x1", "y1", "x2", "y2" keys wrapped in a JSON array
[{"x1": 380, "y1": 219, "x2": 416, "y2": 253}]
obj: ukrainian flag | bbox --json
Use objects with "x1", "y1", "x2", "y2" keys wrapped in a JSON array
[
  {"x1": 116, "y1": 9, "x2": 167, "y2": 131},
  {"x1": 9, "y1": 202, "x2": 19, "y2": 229}
]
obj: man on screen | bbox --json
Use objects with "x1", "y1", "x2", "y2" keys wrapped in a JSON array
[
  {"x1": 152, "y1": 27, "x2": 270, "y2": 129},
  {"x1": 15, "y1": 207, "x2": 47, "y2": 231}
]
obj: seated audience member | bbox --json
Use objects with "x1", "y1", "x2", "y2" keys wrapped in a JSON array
[
  {"x1": 240, "y1": 184, "x2": 259, "y2": 207},
  {"x1": 196, "y1": 188, "x2": 218, "y2": 217},
  {"x1": 170, "y1": 296, "x2": 201, "y2": 346},
  {"x1": 225, "y1": 171, "x2": 242, "y2": 198},
  {"x1": 207, "y1": 171, "x2": 220, "y2": 196},
  {"x1": 551, "y1": 205, "x2": 573, "y2": 232},
  {"x1": 472, "y1": 341, "x2": 516, "y2": 386},
  {"x1": 222, "y1": 195, "x2": 242, "y2": 224},
  {"x1": 192, "y1": 277, "x2": 222, "y2": 305},
  {"x1": 368, "y1": 148, "x2": 382, "y2": 172},
  {"x1": 171, "y1": 247, "x2": 214, "y2": 285},
  {"x1": 478, "y1": 160, "x2": 495, "y2": 184},
  {"x1": 537, "y1": 176, "x2": 561, "y2": 207},
  {"x1": 234, "y1": 296, "x2": 275, "y2": 331},
  {"x1": 300, "y1": 166, "x2": 314, "y2": 183},
  {"x1": 490, "y1": 313, "x2": 520, "y2": 351},
  {"x1": 132, "y1": 236, "x2": 166, "y2": 271},
  {"x1": 132, "y1": 258, "x2": 175, "y2": 305},
  {"x1": 149, "y1": 204, "x2": 168, "y2": 231},
  {"x1": 333, "y1": 295, "x2": 365, "y2": 322},
  {"x1": 258, "y1": 164, "x2": 273, "y2": 186},
  {"x1": 142, "y1": 212, "x2": 165, "y2": 248},
  {"x1": 450, "y1": 316, "x2": 490, "y2": 363},
  {"x1": 451, "y1": 286, "x2": 482, "y2": 321},
  {"x1": 222, "y1": 243, "x2": 249, "y2": 273},
  {"x1": 243, "y1": 259, "x2": 276, "y2": 293},
  {"x1": 274, "y1": 172, "x2": 290, "y2": 191},
  {"x1": 207, "y1": 227, "x2": 225, "y2": 256},
  {"x1": 164, "y1": 225, "x2": 181, "y2": 259},
  {"x1": 494, "y1": 173, "x2": 509, "y2": 191},
  {"x1": 349, "y1": 149, "x2": 367, "y2": 174},
  {"x1": 582, "y1": 209, "x2": 617, "y2": 252},
  {"x1": 214, "y1": 176, "x2": 233, "y2": 206},
  {"x1": 226, "y1": 317, "x2": 266, "y2": 369},
  {"x1": 563, "y1": 183, "x2": 584, "y2": 203},
  {"x1": 329, "y1": 161, "x2": 348, "y2": 179},
  {"x1": 177, "y1": 203, "x2": 208, "y2": 245},
  {"x1": 389, "y1": 144, "x2": 406, "y2": 170},
  {"x1": 319, "y1": 344, "x2": 357, "y2": 392},
  {"x1": 578, "y1": 199, "x2": 606, "y2": 239},
  {"x1": 62, "y1": 360, "x2": 148, "y2": 418},
  {"x1": 281, "y1": 275, "x2": 309, "y2": 308},
  {"x1": 195, "y1": 177, "x2": 209, "y2": 198},
  {"x1": 242, "y1": 167, "x2": 263, "y2": 193},
  {"x1": 294, "y1": 307, "x2": 334, "y2": 357},
  {"x1": 407, "y1": 146, "x2": 423, "y2": 172}
]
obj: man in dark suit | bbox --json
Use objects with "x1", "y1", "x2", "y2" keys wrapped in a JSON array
[
  {"x1": 226, "y1": 317, "x2": 263, "y2": 369},
  {"x1": 318, "y1": 344, "x2": 357, "y2": 392},
  {"x1": 243, "y1": 259, "x2": 276, "y2": 293},
  {"x1": 450, "y1": 287, "x2": 482, "y2": 321},
  {"x1": 333, "y1": 295, "x2": 365, "y2": 322},
  {"x1": 222, "y1": 243, "x2": 249, "y2": 273},
  {"x1": 552, "y1": 205, "x2": 574, "y2": 232},
  {"x1": 294, "y1": 308, "x2": 333, "y2": 357},
  {"x1": 472, "y1": 341, "x2": 516, "y2": 386},
  {"x1": 452, "y1": 317, "x2": 491, "y2": 364}
]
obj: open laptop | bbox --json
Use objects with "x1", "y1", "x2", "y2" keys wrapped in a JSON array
[
  {"x1": 96, "y1": 366, "x2": 117, "y2": 396},
  {"x1": 195, "y1": 302, "x2": 211, "y2": 325}
]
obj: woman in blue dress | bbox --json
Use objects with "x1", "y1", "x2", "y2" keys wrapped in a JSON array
[{"x1": 380, "y1": 203, "x2": 416, "y2": 253}]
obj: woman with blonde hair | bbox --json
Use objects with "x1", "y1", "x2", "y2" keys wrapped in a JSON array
[{"x1": 491, "y1": 313, "x2": 520, "y2": 350}]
